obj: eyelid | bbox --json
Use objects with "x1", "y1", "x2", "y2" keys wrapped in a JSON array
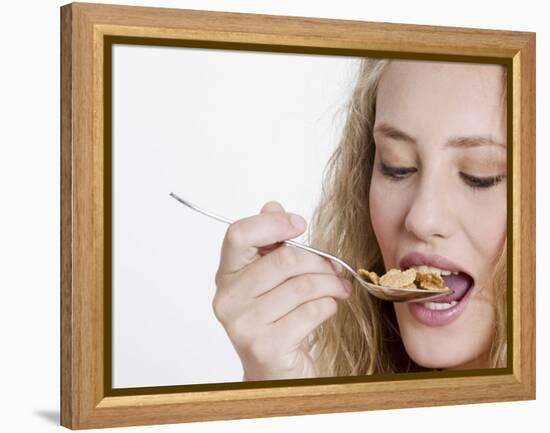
[
  {"x1": 380, "y1": 162, "x2": 416, "y2": 174},
  {"x1": 382, "y1": 162, "x2": 505, "y2": 179},
  {"x1": 379, "y1": 161, "x2": 506, "y2": 190},
  {"x1": 461, "y1": 172, "x2": 506, "y2": 182},
  {"x1": 461, "y1": 172, "x2": 506, "y2": 186}
]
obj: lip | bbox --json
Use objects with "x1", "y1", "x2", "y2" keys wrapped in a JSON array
[
  {"x1": 407, "y1": 282, "x2": 475, "y2": 327},
  {"x1": 399, "y1": 251, "x2": 470, "y2": 276}
]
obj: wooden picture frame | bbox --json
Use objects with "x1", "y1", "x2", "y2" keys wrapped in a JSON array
[{"x1": 60, "y1": 1, "x2": 536, "y2": 429}]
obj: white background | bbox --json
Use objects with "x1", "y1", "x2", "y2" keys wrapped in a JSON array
[
  {"x1": 1, "y1": 0, "x2": 546, "y2": 432},
  {"x1": 112, "y1": 45, "x2": 358, "y2": 387}
]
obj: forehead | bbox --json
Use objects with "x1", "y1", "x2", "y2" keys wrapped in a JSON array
[{"x1": 375, "y1": 60, "x2": 506, "y2": 143}]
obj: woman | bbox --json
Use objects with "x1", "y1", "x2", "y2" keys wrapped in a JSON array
[{"x1": 212, "y1": 58, "x2": 507, "y2": 380}]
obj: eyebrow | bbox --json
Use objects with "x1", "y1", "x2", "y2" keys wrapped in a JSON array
[{"x1": 373, "y1": 122, "x2": 506, "y2": 149}]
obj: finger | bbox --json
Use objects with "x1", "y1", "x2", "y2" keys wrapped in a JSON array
[
  {"x1": 269, "y1": 296, "x2": 340, "y2": 349},
  {"x1": 260, "y1": 200, "x2": 285, "y2": 214},
  {"x1": 218, "y1": 210, "x2": 307, "y2": 274},
  {"x1": 250, "y1": 273, "x2": 352, "y2": 324},
  {"x1": 257, "y1": 201, "x2": 342, "y2": 273},
  {"x1": 258, "y1": 201, "x2": 286, "y2": 256},
  {"x1": 234, "y1": 243, "x2": 342, "y2": 297}
]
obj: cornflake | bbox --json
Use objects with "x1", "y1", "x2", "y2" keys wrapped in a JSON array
[
  {"x1": 357, "y1": 267, "x2": 449, "y2": 291},
  {"x1": 380, "y1": 268, "x2": 416, "y2": 288},
  {"x1": 357, "y1": 269, "x2": 380, "y2": 285}
]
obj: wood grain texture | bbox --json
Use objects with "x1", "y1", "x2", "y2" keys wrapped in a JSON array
[
  {"x1": 60, "y1": 1, "x2": 536, "y2": 429},
  {"x1": 60, "y1": 3, "x2": 73, "y2": 429},
  {"x1": 516, "y1": 32, "x2": 536, "y2": 396}
]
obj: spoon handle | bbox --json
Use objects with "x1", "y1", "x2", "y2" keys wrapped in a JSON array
[
  {"x1": 170, "y1": 192, "x2": 233, "y2": 225},
  {"x1": 169, "y1": 192, "x2": 355, "y2": 274}
]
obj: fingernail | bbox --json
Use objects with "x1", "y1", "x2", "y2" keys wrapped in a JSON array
[
  {"x1": 343, "y1": 279, "x2": 353, "y2": 294},
  {"x1": 330, "y1": 260, "x2": 343, "y2": 274},
  {"x1": 288, "y1": 213, "x2": 306, "y2": 230}
]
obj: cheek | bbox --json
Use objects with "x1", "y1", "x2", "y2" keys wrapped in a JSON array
[
  {"x1": 369, "y1": 172, "x2": 415, "y2": 271},
  {"x1": 463, "y1": 194, "x2": 507, "y2": 264},
  {"x1": 369, "y1": 176, "x2": 400, "y2": 254}
]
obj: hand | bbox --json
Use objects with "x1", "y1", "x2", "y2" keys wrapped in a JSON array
[{"x1": 212, "y1": 201, "x2": 352, "y2": 380}]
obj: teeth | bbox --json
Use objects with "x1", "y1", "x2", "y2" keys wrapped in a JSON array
[
  {"x1": 409, "y1": 265, "x2": 460, "y2": 276},
  {"x1": 423, "y1": 301, "x2": 458, "y2": 310}
]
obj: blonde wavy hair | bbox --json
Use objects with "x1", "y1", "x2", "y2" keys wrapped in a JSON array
[{"x1": 307, "y1": 58, "x2": 508, "y2": 376}]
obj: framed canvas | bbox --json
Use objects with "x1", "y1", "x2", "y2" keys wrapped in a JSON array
[{"x1": 60, "y1": 1, "x2": 536, "y2": 429}]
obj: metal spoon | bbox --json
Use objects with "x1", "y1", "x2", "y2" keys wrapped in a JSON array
[{"x1": 169, "y1": 192, "x2": 453, "y2": 303}]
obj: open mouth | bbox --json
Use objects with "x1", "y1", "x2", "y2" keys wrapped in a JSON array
[
  {"x1": 428, "y1": 272, "x2": 475, "y2": 305},
  {"x1": 399, "y1": 264, "x2": 475, "y2": 306},
  {"x1": 407, "y1": 272, "x2": 475, "y2": 326},
  {"x1": 398, "y1": 253, "x2": 476, "y2": 321}
]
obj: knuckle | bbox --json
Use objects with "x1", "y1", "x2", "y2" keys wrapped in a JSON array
[
  {"x1": 293, "y1": 274, "x2": 316, "y2": 299},
  {"x1": 334, "y1": 275, "x2": 349, "y2": 294},
  {"x1": 291, "y1": 275, "x2": 343, "y2": 303},
  {"x1": 302, "y1": 299, "x2": 320, "y2": 317},
  {"x1": 211, "y1": 293, "x2": 228, "y2": 322},
  {"x1": 304, "y1": 297, "x2": 337, "y2": 318},
  {"x1": 323, "y1": 297, "x2": 338, "y2": 316},
  {"x1": 225, "y1": 222, "x2": 244, "y2": 247},
  {"x1": 274, "y1": 246, "x2": 299, "y2": 270}
]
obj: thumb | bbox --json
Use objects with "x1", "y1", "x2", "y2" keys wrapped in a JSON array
[
  {"x1": 260, "y1": 200, "x2": 286, "y2": 214},
  {"x1": 257, "y1": 201, "x2": 305, "y2": 256}
]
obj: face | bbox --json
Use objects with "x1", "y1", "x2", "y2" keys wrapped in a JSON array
[{"x1": 369, "y1": 60, "x2": 507, "y2": 370}]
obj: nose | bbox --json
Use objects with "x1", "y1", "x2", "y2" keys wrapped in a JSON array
[{"x1": 404, "y1": 175, "x2": 454, "y2": 242}]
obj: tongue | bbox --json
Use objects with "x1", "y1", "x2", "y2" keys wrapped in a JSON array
[{"x1": 431, "y1": 273, "x2": 473, "y2": 303}]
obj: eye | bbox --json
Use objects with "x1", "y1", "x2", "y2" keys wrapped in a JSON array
[
  {"x1": 460, "y1": 173, "x2": 506, "y2": 191},
  {"x1": 379, "y1": 162, "x2": 416, "y2": 181}
]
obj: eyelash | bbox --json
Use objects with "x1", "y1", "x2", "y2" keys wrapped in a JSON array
[{"x1": 379, "y1": 163, "x2": 506, "y2": 191}]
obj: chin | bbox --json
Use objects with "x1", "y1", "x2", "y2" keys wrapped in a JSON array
[
  {"x1": 394, "y1": 296, "x2": 495, "y2": 370},
  {"x1": 404, "y1": 345, "x2": 480, "y2": 370}
]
